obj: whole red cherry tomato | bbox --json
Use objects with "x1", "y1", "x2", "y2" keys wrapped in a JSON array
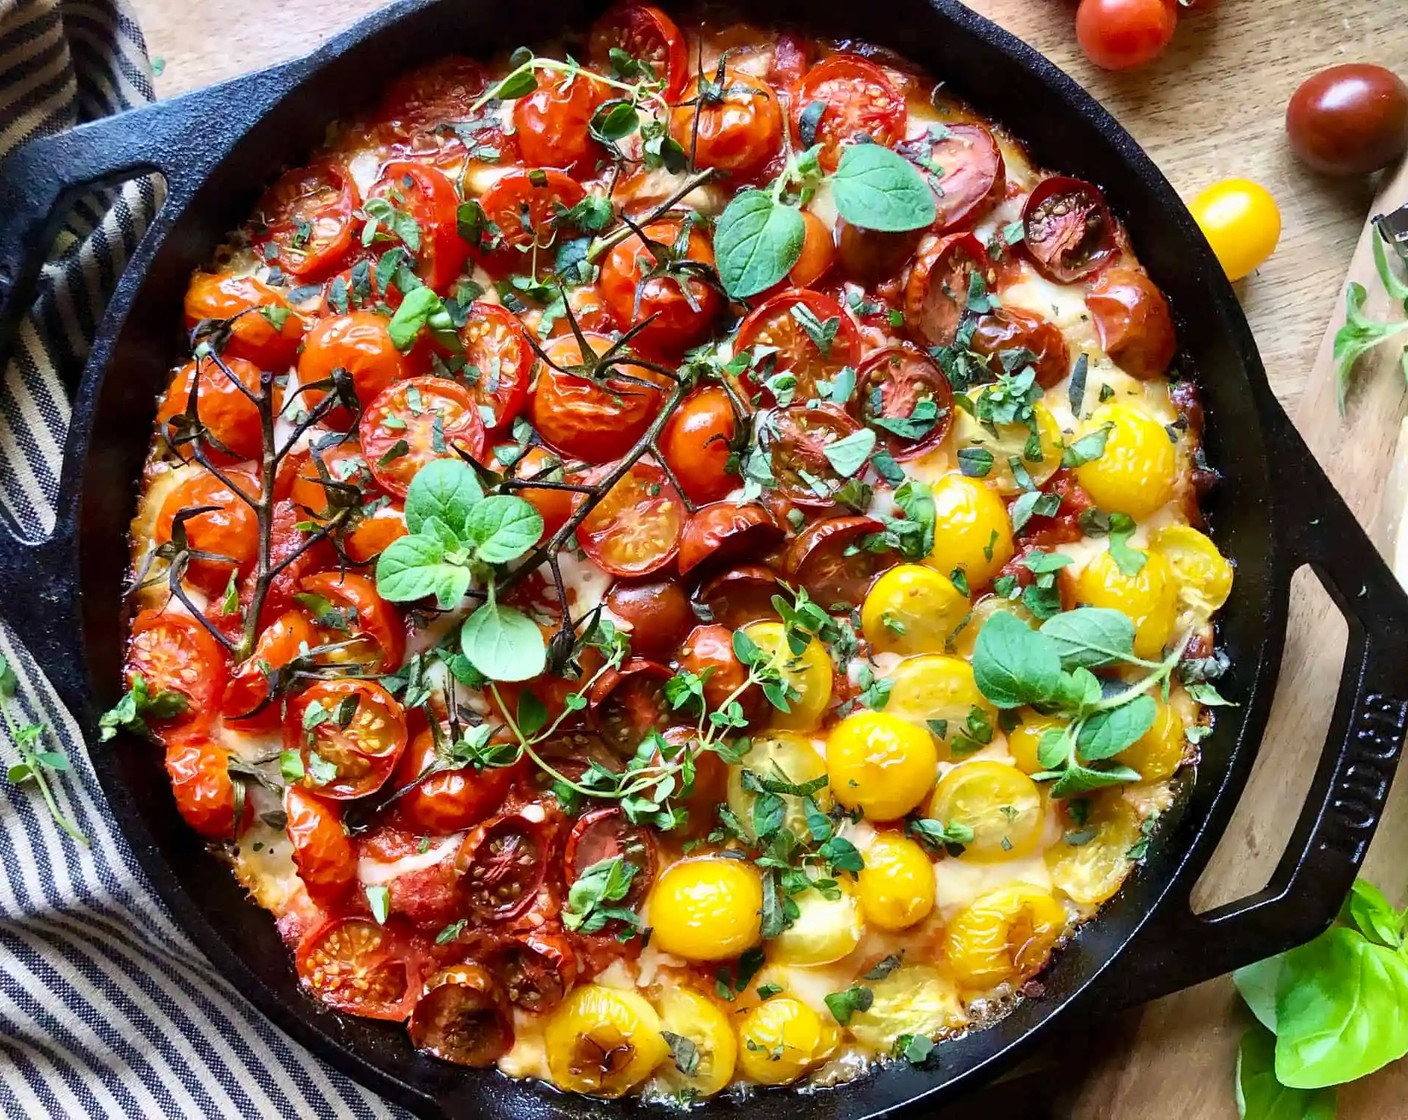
[{"x1": 1076, "y1": 0, "x2": 1178, "y2": 72}]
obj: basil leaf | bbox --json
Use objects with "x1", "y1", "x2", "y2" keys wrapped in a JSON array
[
  {"x1": 1076, "y1": 695, "x2": 1156, "y2": 761},
  {"x1": 461, "y1": 601, "x2": 547, "y2": 682},
  {"x1": 1039, "y1": 607, "x2": 1137, "y2": 669},
  {"x1": 971, "y1": 611, "x2": 1062, "y2": 708},
  {"x1": 714, "y1": 190, "x2": 806, "y2": 299},
  {"x1": 1274, "y1": 926, "x2": 1408, "y2": 1089},
  {"x1": 375, "y1": 534, "x2": 471, "y2": 609},
  {"x1": 822, "y1": 428, "x2": 876, "y2": 479},
  {"x1": 404, "y1": 458, "x2": 483, "y2": 536},
  {"x1": 461, "y1": 494, "x2": 543, "y2": 564},
  {"x1": 1235, "y1": 1025, "x2": 1337, "y2": 1120},
  {"x1": 1343, "y1": 879, "x2": 1404, "y2": 949},
  {"x1": 830, "y1": 143, "x2": 937, "y2": 233},
  {"x1": 1234, "y1": 955, "x2": 1284, "y2": 1035}
]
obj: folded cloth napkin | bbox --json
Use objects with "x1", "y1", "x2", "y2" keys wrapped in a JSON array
[{"x1": 0, "y1": 2, "x2": 401, "y2": 1115}]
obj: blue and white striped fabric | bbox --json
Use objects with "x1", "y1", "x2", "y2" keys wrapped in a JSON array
[{"x1": 0, "y1": 3, "x2": 403, "y2": 1115}]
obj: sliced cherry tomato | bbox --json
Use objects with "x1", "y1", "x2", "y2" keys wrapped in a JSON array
[
  {"x1": 367, "y1": 162, "x2": 470, "y2": 293},
  {"x1": 165, "y1": 740, "x2": 244, "y2": 839},
  {"x1": 564, "y1": 806, "x2": 657, "y2": 908},
  {"x1": 921, "y1": 123, "x2": 1006, "y2": 232},
  {"x1": 785, "y1": 515, "x2": 895, "y2": 609},
  {"x1": 677, "y1": 502, "x2": 783, "y2": 579},
  {"x1": 1014, "y1": 468, "x2": 1095, "y2": 551},
  {"x1": 696, "y1": 564, "x2": 783, "y2": 630},
  {"x1": 529, "y1": 333, "x2": 666, "y2": 463},
  {"x1": 408, "y1": 964, "x2": 514, "y2": 1066},
  {"x1": 1076, "y1": 0, "x2": 1178, "y2": 72},
  {"x1": 155, "y1": 470, "x2": 260, "y2": 597},
  {"x1": 599, "y1": 217, "x2": 724, "y2": 357},
  {"x1": 514, "y1": 68, "x2": 602, "y2": 172},
  {"x1": 461, "y1": 301, "x2": 533, "y2": 430},
  {"x1": 375, "y1": 56, "x2": 510, "y2": 170},
  {"x1": 603, "y1": 578, "x2": 694, "y2": 662},
  {"x1": 494, "y1": 931, "x2": 577, "y2": 1012},
  {"x1": 903, "y1": 232, "x2": 992, "y2": 348},
  {"x1": 852, "y1": 346, "x2": 955, "y2": 458},
  {"x1": 125, "y1": 610, "x2": 229, "y2": 736},
  {"x1": 659, "y1": 386, "x2": 739, "y2": 505},
  {"x1": 359, "y1": 376, "x2": 487, "y2": 497},
  {"x1": 1086, "y1": 266, "x2": 1176, "y2": 379},
  {"x1": 284, "y1": 785, "x2": 357, "y2": 904},
  {"x1": 284, "y1": 678, "x2": 408, "y2": 800},
  {"x1": 969, "y1": 307, "x2": 1073, "y2": 389},
  {"x1": 183, "y1": 272, "x2": 304, "y2": 370},
  {"x1": 737, "y1": 288, "x2": 862, "y2": 404},
  {"x1": 394, "y1": 727, "x2": 519, "y2": 833},
  {"x1": 296, "y1": 916, "x2": 424, "y2": 1020},
  {"x1": 255, "y1": 161, "x2": 359, "y2": 279},
  {"x1": 678, "y1": 623, "x2": 766, "y2": 721},
  {"x1": 589, "y1": 4, "x2": 689, "y2": 100},
  {"x1": 578, "y1": 462, "x2": 686, "y2": 578},
  {"x1": 296, "y1": 311, "x2": 411, "y2": 424},
  {"x1": 790, "y1": 54, "x2": 907, "y2": 172},
  {"x1": 588, "y1": 659, "x2": 676, "y2": 754},
  {"x1": 1022, "y1": 176, "x2": 1118, "y2": 283},
  {"x1": 248, "y1": 500, "x2": 337, "y2": 629},
  {"x1": 474, "y1": 170, "x2": 586, "y2": 277},
  {"x1": 297, "y1": 570, "x2": 406, "y2": 672},
  {"x1": 456, "y1": 810, "x2": 554, "y2": 921},
  {"x1": 757, "y1": 404, "x2": 865, "y2": 506},
  {"x1": 222, "y1": 611, "x2": 318, "y2": 732},
  {"x1": 669, "y1": 67, "x2": 783, "y2": 179},
  {"x1": 156, "y1": 356, "x2": 268, "y2": 465}
]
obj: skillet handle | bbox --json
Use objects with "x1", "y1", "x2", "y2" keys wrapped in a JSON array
[{"x1": 1109, "y1": 423, "x2": 1408, "y2": 1009}]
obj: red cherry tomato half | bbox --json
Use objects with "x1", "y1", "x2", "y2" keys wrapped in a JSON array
[
  {"x1": 296, "y1": 570, "x2": 406, "y2": 672},
  {"x1": 678, "y1": 623, "x2": 765, "y2": 721},
  {"x1": 696, "y1": 564, "x2": 784, "y2": 631},
  {"x1": 587, "y1": 659, "x2": 676, "y2": 754},
  {"x1": 374, "y1": 56, "x2": 512, "y2": 170},
  {"x1": 296, "y1": 916, "x2": 425, "y2": 1021},
  {"x1": 393, "y1": 727, "x2": 519, "y2": 834},
  {"x1": 589, "y1": 3, "x2": 689, "y2": 100},
  {"x1": 283, "y1": 678, "x2": 408, "y2": 800},
  {"x1": 284, "y1": 785, "x2": 357, "y2": 904},
  {"x1": 577, "y1": 461, "x2": 686, "y2": 578},
  {"x1": 164, "y1": 740, "x2": 244, "y2": 839},
  {"x1": 852, "y1": 346, "x2": 955, "y2": 458},
  {"x1": 923, "y1": 123, "x2": 1006, "y2": 232},
  {"x1": 250, "y1": 501, "x2": 338, "y2": 630},
  {"x1": 456, "y1": 810, "x2": 554, "y2": 922},
  {"x1": 1076, "y1": 0, "x2": 1178, "y2": 72},
  {"x1": 757, "y1": 404, "x2": 866, "y2": 507},
  {"x1": 737, "y1": 288, "x2": 862, "y2": 404},
  {"x1": 790, "y1": 53, "x2": 907, "y2": 172},
  {"x1": 563, "y1": 806, "x2": 658, "y2": 908},
  {"x1": 222, "y1": 611, "x2": 319, "y2": 732},
  {"x1": 255, "y1": 161, "x2": 360, "y2": 279},
  {"x1": 494, "y1": 931, "x2": 577, "y2": 1012},
  {"x1": 968, "y1": 306, "x2": 1073, "y2": 389},
  {"x1": 1022, "y1": 176, "x2": 1118, "y2": 283},
  {"x1": 460, "y1": 301, "x2": 534, "y2": 431},
  {"x1": 1015, "y1": 468, "x2": 1096, "y2": 551},
  {"x1": 407, "y1": 964, "x2": 514, "y2": 1066},
  {"x1": 474, "y1": 170, "x2": 587, "y2": 277},
  {"x1": 676, "y1": 501, "x2": 783, "y2": 579},
  {"x1": 366, "y1": 162, "x2": 470, "y2": 293},
  {"x1": 1085, "y1": 266, "x2": 1176, "y2": 380},
  {"x1": 903, "y1": 232, "x2": 990, "y2": 349},
  {"x1": 785, "y1": 514, "x2": 895, "y2": 609},
  {"x1": 359, "y1": 376, "x2": 487, "y2": 498}
]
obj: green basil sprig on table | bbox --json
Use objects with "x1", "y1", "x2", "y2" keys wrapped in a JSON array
[
  {"x1": 1333, "y1": 222, "x2": 1408, "y2": 416},
  {"x1": 1232, "y1": 879, "x2": 1408, "y2": 1117},
  {"x1": 375, "y1": 459, "x2": 546, "y2": 682},
  {"x1": 714, "y1": 142, "x2": 937, "y2": 299}
]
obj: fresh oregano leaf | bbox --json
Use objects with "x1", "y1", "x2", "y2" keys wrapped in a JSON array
[
  {"x1": 1077, "y1": 695, "x2": 1157, "y2": 761},
  {"x1": 830, "y1": 143, "x2": 937, "y2": 233},
  {"x1": 375, "y1": 533, "x2": 472, "y2": 609},
  {"x1": 461, "y1": 494, "x2": 543, "y2": 564},
  {"x1": 714, "y1": 190, "x2": 806, "y2": 299},
  {"x1": 404, "y1": 458, "x2": 484, "y2": 536},
  {"x1": 460, "y1": 601, "x2": 547, "y2": 682}
]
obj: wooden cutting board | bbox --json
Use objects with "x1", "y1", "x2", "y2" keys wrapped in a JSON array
[{"x1": 131, "y1": 0, "x2": 1408, "y2": 1115}]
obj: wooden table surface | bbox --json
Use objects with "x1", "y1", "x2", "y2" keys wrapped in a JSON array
[{"x1": 129, "y1": 1, "x2": 1408, "y2": 1116}]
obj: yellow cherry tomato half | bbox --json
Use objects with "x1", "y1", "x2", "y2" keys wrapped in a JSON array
[
  {"x1": 883, "y1": 654, "x2": 999, "y2": 759},
  {"x1": 727, "y1": 730, "x2": 831, "y2": 844},
  {"x1": 827, "y1": 710, "x2": 939, "y2": 821},
  {"x1": 861, "y1": 564, "x2": 971, "y2": 657},
  {"x1": 1149, "y1": 523, "x2": 1234, "y2": 619},
  {"x1": 846, "y1": 963, "x2": 965, "y2": 1051},
  {"x1": 928, "y1": 760, "x2": 1046, "y2": 861},
  {"x1": 950, "y1": 391, "x2": 1063, "y2": 496},
  {"x1": 1006, "y1": 711, "x2": 1066, "y2": 775},
  {"x1": 1188, "y1": 178, "x2": 1281, "y2": 282},
  {"x1": 648, "y1": 858, "x2": 763, "y2": 962},
  {"x1": 1116, "y1": 698, "x2": 1187, "y2": 782},
  {"x1": 770, "y1": 880, "x2": 865, "y2": 966},
  {"x1": 741, "y1": 620, "x2": 833, "y2": 731},
  {"x1": 655, "y1": 988, "x2": 737, "y2": 1097},
  {"x1": 1046, "y1": 793, "x2": 1143, "y2": 907},
  {"x1": 947, "y1": 593, "x2": 1036, "y2": 659},
  {"x1": 735, "y1": 997, "x2": 839, "y2": 1085},
  {"x1": 943, "y1": 883, "x2": 1067, "y2": 990},
  {"x1": 1072, "y1": 402, "x2": 1177, "y2": 520},
  {"x1": 924, "y1": 473, "x2": 1015, "y2": 590},
  {"x1": 858, "y1": 831, "x2": 936, "y2": 931},
  {"x1": 544, "y1": 984, "x2": 669, "y2": 1097},
  {"x1": 1070, "y1": 548, "x2": 1177, "y2": 660}
]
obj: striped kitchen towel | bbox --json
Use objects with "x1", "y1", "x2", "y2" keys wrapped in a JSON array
[{"x1": 0, "y1": 2, "x2": 402, "y2": 1116}]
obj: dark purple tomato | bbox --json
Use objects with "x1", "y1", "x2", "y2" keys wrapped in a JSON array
[{"x1": 1286, "y1": 64, "x2": 1408, "y2": 176}]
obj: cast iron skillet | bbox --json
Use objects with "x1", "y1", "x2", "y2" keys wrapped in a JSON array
[{"x1": 1, "y1": 0, "x2": 1406, "y2": 1115}]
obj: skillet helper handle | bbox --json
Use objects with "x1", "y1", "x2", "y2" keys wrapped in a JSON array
[{"x1": 1113, "y1": 424, "x2": 1408, "y2": 1009}]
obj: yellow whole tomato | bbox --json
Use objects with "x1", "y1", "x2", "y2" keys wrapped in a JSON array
[{"x1": 1188, "y1": 179, "x2": 1281, "y2": 282}]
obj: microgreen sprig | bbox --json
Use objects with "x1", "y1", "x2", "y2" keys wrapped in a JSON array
[{"x1": 1334, "y1": 219, "x2": 1408, "y2": 415}]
